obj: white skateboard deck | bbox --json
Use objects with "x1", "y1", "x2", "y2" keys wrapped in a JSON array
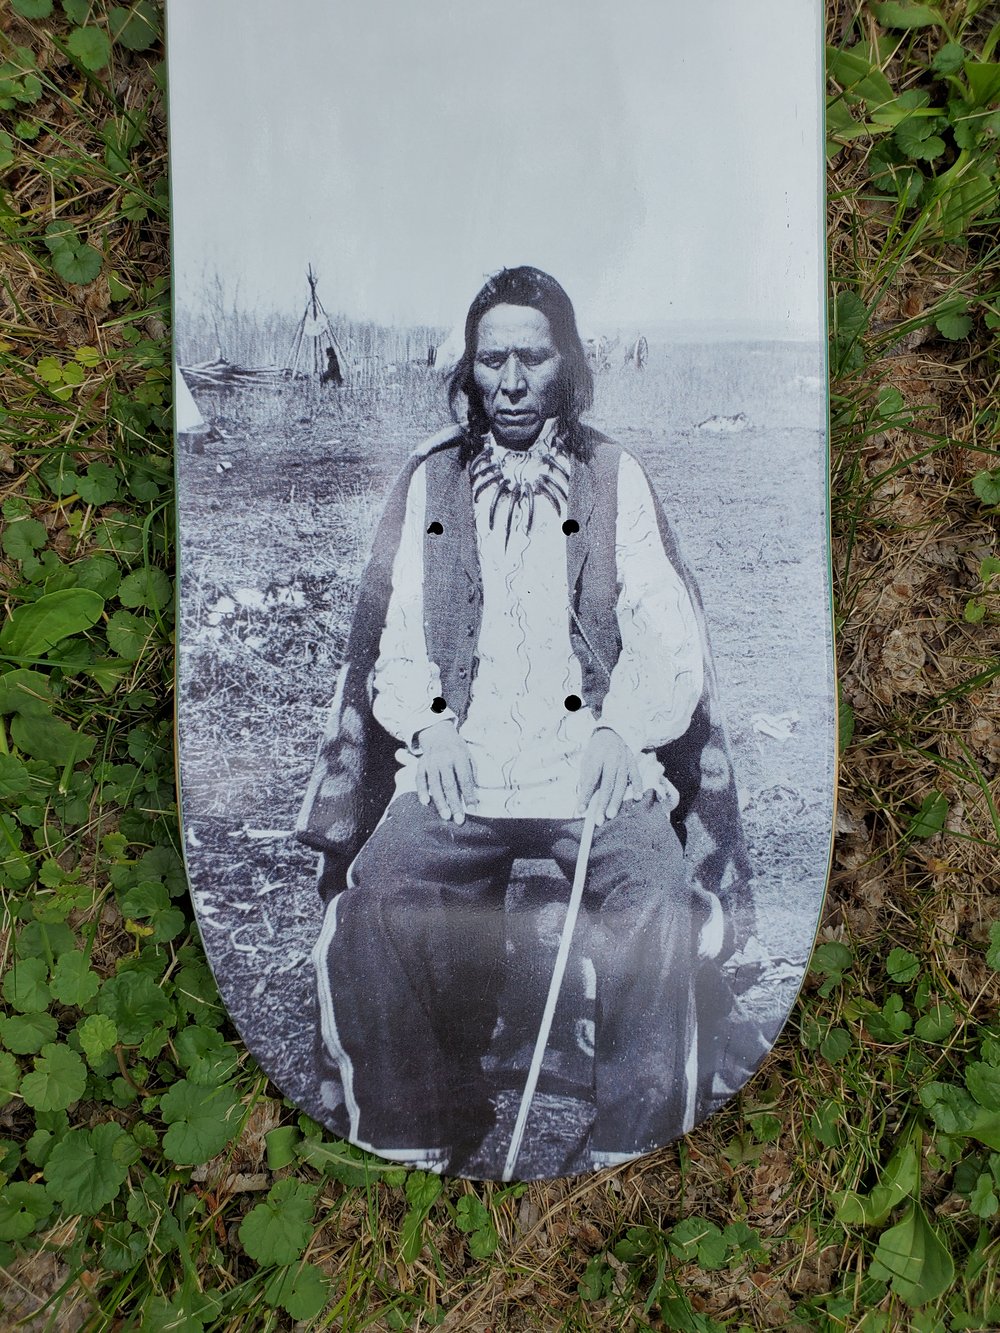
[{"x1": 167, "y1": 0, "x2": 833, "y2": 1179}]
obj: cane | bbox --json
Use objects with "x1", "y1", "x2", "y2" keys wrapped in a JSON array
[{"x1": 502, "y1": 793, "x2": 601, "y2": 1181}]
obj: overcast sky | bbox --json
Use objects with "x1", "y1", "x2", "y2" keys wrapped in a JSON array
[{"x1": 167, "y1": 0, "x2": 823, "y2": 338}]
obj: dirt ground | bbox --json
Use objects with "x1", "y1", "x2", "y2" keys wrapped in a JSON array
[{"x1": 177, "y1": 339, "x2": 832, "y2": 1170}]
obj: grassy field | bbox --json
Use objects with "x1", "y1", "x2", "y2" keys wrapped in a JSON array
[{"x1": 1, "y1": 2, "x2": 999, "y2": 1330}]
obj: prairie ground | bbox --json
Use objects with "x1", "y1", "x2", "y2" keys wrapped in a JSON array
[{"x1": 177, "y1": 339, "x2": 832, "y2": 1157}]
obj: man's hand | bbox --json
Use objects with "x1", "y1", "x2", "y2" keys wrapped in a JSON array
[
  {"x1": 577, "y1": 728, "x2": 643, "y2": 824},
  {"x1": 416, "y1": 721, "x2": 477, "y2": 824}
]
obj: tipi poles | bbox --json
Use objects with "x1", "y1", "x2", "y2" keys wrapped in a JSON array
[{"x1": 287, "y1": 311, "x2": 308, "y2": 376}]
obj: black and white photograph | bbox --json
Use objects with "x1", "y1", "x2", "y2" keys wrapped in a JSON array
[{"x1": 168, "y1": 0, "x2": 834, "y2": 1179}]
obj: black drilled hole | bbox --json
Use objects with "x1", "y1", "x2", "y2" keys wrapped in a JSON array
[
  {"x1": 564, "y1": 694, "x2": 582, "y2": 712},
  {"x1": 427, "y1": 521, "x2": 444, "y2": 535},
  {"x1": 562, "y1": 519, "x2": 579, "y2": 534},
  {"x1": 430, "y1": 696, "x2": 447, "y2": 713}
]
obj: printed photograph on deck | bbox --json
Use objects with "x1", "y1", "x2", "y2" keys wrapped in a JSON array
[{"x1": 167, "y1": 0, "x2": 833, "y2": 1179}]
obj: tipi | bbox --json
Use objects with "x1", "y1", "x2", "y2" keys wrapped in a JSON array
[
  {"x1": 174, "y1": 364, "x2": 219, "y2": 450},
  {"x1": 432, "y1": 324, "x2": 465, "y2": 377},
  {"x1": 287, "y1": 266, "x2": 351, "y2": 382}
]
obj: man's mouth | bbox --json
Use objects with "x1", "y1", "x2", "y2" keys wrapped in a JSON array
[{"x1": 495, "y1": 409, "x2": 535, "y2": 422}]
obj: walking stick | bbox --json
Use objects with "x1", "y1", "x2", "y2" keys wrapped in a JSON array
[{"x1": 502, "y1": 794, "x2": 601, "y2": 1181}]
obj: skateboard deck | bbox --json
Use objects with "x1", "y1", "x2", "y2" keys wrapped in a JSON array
[{"x1": 167, "y1": 0, "x2": 833, "y2": 1180}]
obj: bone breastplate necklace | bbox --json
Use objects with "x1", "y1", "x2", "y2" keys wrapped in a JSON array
[{"x1": 469, "y1": 435, "x2": 571, "y2": 546}]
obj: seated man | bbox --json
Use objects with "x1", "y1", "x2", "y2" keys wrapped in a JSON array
[{"x1": 298, "y1": 266, "x2": 755, "y2": 1176}]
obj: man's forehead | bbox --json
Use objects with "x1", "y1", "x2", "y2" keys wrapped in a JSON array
[{"x1": 475, "y1": 304, "x2": 556, "y2": 349}]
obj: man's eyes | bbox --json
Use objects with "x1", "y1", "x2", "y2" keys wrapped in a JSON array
[{"x1": 477, "y1": 350, "x2": 552, "y2": 369}]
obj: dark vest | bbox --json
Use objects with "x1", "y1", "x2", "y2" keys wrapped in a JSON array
[{"x1": 422, "y1": 436, "x2": 622, "y2": 723}]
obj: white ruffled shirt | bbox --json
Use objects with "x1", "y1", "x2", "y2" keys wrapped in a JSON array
[{"x1": 371, "y1": 424, "x2": 704, "y2": 818}]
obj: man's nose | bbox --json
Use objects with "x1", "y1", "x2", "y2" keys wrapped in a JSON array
[{"x1": 499, "y1": 353, "x2": 526, "y2": 394}]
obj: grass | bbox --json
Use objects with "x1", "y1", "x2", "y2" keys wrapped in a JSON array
[{"x1": 1, "y1": 1, "x2": 999, "y2": 1330}]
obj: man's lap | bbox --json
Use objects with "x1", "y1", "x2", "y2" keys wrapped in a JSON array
[{"x1": 350, "y1": 790, "x2": 685, "y2": 900}]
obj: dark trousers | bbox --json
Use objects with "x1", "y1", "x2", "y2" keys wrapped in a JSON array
[{"x1": 312, "y1": 791, "x2": 694, "y2": 1159}]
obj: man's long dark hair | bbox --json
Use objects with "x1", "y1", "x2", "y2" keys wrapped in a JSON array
[{"x1": 448, "y1": 266, "x2": 594, "y2": 455}]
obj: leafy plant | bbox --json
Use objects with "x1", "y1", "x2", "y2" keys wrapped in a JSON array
[
  {"x1": 400, "y1": 1170, "x2": 443, "y2": 1264},
  {"x1": 43, "y1": 222, "x2": 103, "y2": 286},
  {"x1": 455, "y1": 1191, "x2": 499, "y2": 1259},
  {"x1": 239, "y1": 1178, "x2": 318, "y2": 1266}
]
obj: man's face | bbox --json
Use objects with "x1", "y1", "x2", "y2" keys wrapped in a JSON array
[{"x1": 472, "y1": 304, "x2": 564, "y2": 449}]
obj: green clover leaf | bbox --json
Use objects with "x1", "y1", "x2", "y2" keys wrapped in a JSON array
[
  {"x1": 239, "y1": 1179, "x2": 317, "y2": 1266},
  {"x1": 77, "y1": 462, "x2": 120, "y2": 505},
  {"x1": 44, "y1": 1121, "x2": 133, "y2": 1214},
  {"x1": 820, "y1": 1026, "x2": 852, "y2": 1063},
  {"x1": 579, "y1": 1255, "x2": 614, "y2": 1301},
  {"x1": 121, "y1": 881, "x2": 185, "y2": 944},
  {"x1": 50, "y1": 951, "x2": 100, "y2": 1007},
  {"x1": 670, "y1": 1216, "x2": 729, "y2": 1271},
  {"x1": 264, "y1": 1262, "x2": 330, "y2": 1322},
  {"x1": 66, "y1": 26, "x2": 112, "y2": 72},
  {"x1": 98, "y1": 969, "x2": 171, "y2": 1044},
  {"x1": 932, "y1": 42, "x2": 966, "y2": 75},
  {"x1": 3, "y1": 957, "x2": 51, "y2": 1013},
  {"x1": 455, "y1": 1193, "x2": 499, "y2": 1259},
  {"x1": 913, "y1": 1003, "x2": 955, "y2": 1042},
  {"x1": 970, "y1": 1174, "x2": 998, "y2": 1219},
  {"x1": 99, "y1": 1221, "x2": 148, "y2": 1272},
  {"x1": 51, "y1": 240, "x2": 103, "y2": 286},
  {"x1": 118, "y1": 567, "x2": 173, "y2": 611},
  {"x1": 20, "y1": 1042, "x2": 87, "y2": 1111},
  {"x1": 919, "y1": 1081, "x2": 979, "y2": 1135},
  {"x1": 967, "y1": 1062, "x2": 1000, "y2": 1111},
  {"x1": 0, "y1": 1011, "x2": 58, "y2": 1054},
  {"x1": 0, "y1": 754, "x2": 32, "y2": 800},
  {"x1": 894, "y1": 116, "x2": 947, "y2": 161},
  {"x1": 1, "y1": 516, "x2": 47, "y2": 563},
  {"x1": 886, "y1": 948, "x2": 920, "y2": 983},
  {"x1": 109, "y1": 1, "x2": 159, "y2": 51},
  {"x1": 75, "y1": 555, "x2": 122, "y2": 598},
  {"x1": 106, "y1": 609, "x2": 153, "y2": 661},
  {"x1": 77, "y1": 1013, "x2": 118, "y2": 1067},
  {"x1": 160, "y1": 1079, "x2": 241, "y2": 1165},
  {"x1": 935, "y1": 309, "x2": 973, "y2": 340},
  {"x1": 11, "y1": 0, "x2": 54, "y2": 16},
  {"x1": 0, "y1": 1182, "x2": 51, "y2": 1242}
]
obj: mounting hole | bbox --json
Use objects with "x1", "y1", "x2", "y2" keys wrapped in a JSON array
[
  {"x1": 564, "y1": 694, "x2": 583, "y2": 712},
  {"x1": 427, "y1": 521, "x2": 444, "y2": 535},
  {"x1": 562, "y1": 519, "x2": 579, "y2": 534},
  {"x1": 430, "y1": 696, "x2": 447, "y2": 713}
]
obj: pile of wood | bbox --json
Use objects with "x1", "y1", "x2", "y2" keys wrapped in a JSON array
[{"x1": 180, "y1": 357, "x2": 296, "y2": 389}]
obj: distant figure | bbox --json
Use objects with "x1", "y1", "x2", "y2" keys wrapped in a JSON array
[
  {"x1": 427, "y1": 344, "x2": 437, "y2": 367},
  {"x1": 321, "y1": 345, "x2": 343, "y2": 386}
]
